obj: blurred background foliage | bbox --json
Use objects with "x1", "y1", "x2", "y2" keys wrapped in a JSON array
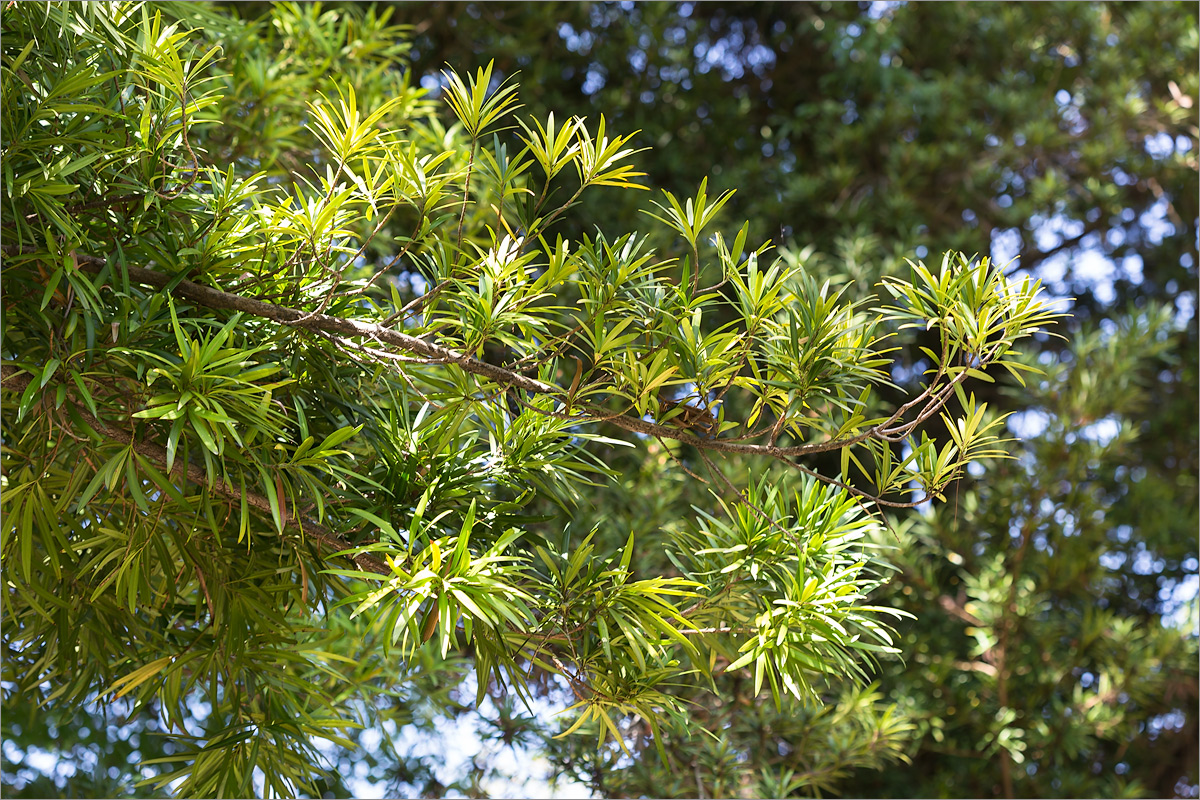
[
  {"x1": 378, "y1": 2, "x2": 1199, "y2": 797},
  {"x1": 3, "y1": 1, "x2": 1196, "y2": 798}
]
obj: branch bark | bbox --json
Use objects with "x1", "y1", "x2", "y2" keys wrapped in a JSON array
[
  {"x1": 18, "y1": 250, "x2": 949, "y2": 466},
  {"x1": 2, "y1": 244, "x2": 991, "y2": 517}
]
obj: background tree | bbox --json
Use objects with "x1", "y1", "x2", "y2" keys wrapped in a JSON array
[
  {"x1": 376, "y1": 1, "x2": 1199, "y2": 797},
  {"x1": 0, "y1": 3, "x2": 1063, "y2": 798}
]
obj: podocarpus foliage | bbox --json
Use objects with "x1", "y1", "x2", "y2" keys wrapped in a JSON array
[
  {"x1": 1, "y1": 3, "x2": 1057, "y2": 796},
  {"x1": 364, "y1": 3, "x2": 1197, "y2": 797}
]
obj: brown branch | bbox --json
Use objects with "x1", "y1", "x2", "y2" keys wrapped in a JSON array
[
  {"x1": 937, "y1": 592, "x2": 985, "y2": 627},
  {"x1": 0, "y1": 364, "x2": 390, "y2": 576},
  {"x1": 4, "y1": 247, "x2": 970, "y2": 474},
  {"x1": 787, "y1": 460, "x2": 932, "y2": 509},
  {"x1": 289, "y1": 207, "x2": 396, "y2": 324},
  {"x1": 347, "y1": 214, "x2": 420, "y2": 299},
  {"x1": 379, "y1": 277, "x2": 452, "y2": 327},
  {"x1": 1012, "y1": 222, "x2": 1101, "y2": 275}
]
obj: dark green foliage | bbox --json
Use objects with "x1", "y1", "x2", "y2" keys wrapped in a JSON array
[
  {"x1": 3, "y1": 2, "x2": 1194, "y2": 798},
  {"x1": 381, "y1": 2, "x2": 1198, "y2": 797},
  {"x1": 0, "y1": 2, "x2": 1070, "y2": 797}
]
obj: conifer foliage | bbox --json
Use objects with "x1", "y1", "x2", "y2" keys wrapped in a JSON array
[{"x1": 3, "y1": 3, "x2": 1067, "y2": 796}]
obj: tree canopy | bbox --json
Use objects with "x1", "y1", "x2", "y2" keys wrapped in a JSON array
[
  {"x1": 388, "y1": 3, "x2": 1198, "y2": 797},
  {"x1": 2, "y1": 2, "x2": 1195, "y2": 799}
]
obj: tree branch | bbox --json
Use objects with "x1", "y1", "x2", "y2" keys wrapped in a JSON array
[
  {"x1": 5, "y1": 246, "x2": 968, "y2": 474},
  {"x1": 0, "y1": 364, "x2": 390, "y2": 577},
  {"x1": 1012, "y1": 222, "x2": 1101, "y2": 275}
]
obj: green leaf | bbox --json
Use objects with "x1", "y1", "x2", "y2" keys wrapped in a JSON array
[{"x1": 105, "y1": 657, "x2": 172, "y2": 699}]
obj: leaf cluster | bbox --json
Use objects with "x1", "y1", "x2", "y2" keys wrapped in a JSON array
[{"x1": 1, "y1": 3, "x2": 1059, "y2": 796}]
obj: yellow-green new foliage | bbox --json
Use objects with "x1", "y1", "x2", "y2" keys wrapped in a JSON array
[{"x1": 1, "y1": 3, "x2": 1057, "y2": 796}]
